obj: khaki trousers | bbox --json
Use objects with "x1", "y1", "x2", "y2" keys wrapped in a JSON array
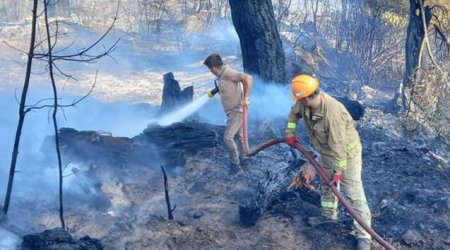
[
  {"x1": 320, "y1": 142, "x2": 372, "y2": 239},
  {"x1": 224, "y1": 110, "x2": 243, "y2": 164}
]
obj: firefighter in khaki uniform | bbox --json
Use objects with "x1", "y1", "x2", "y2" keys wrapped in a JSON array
[
  {"x1": 284, "y1": 74, "x2": 372, "y2": 250},
  {"x1": 203, "y1": 54, "x2": 253, "y2": 173}
]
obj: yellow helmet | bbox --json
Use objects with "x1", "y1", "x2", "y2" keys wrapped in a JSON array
[{"x1": 291, "y1": 74, "x2": 320, "y2": 100}]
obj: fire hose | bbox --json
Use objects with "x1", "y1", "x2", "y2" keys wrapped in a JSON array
[{"x1": 241, "y1": 105, "x2": 396, "y2": 250}]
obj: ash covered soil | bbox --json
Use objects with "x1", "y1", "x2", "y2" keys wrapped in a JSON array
[
  {"x1": 2, "y1": 18, "x2": 449, "y2": 250},
  {"x1": 26, "y1": 106, "x2": 449, "y2": 250}
]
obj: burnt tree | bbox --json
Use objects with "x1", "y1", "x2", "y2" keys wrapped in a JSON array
[
  {"x1": 160, "y1": 72, "x2": 193, "y2": 114},
  {"x1": 386, "y1": 0, "x2": 432, "y2": 113},
  {"x1": 2, "y1": 0, "x2": 38, "y2": 217},
  {"x1": 2, "y1": 0, "x2": 118, "y2": 226},
  {"x1": 229, "y1": 0, "x2": 286, "y2": 84}
]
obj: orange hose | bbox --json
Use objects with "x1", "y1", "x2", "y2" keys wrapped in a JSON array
[
  {"x1": 294, "y1": 143, "x2": 396, "y2": 250},
  {"x1": 241, "y1": 106, "x2": 396, "y2": 250}
]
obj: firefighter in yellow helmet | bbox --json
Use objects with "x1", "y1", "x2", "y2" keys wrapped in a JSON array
[{"x1": 284, "y1": 74, "x2": 372, "y2": 250}]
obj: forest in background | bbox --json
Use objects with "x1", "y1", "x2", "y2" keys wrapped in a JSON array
[
  {"x1": 1, "y1": 0, "x2": 449, "y2": 144},
  {"x1": 0, "y1": 0, "x2": 450, "y2": 249}
]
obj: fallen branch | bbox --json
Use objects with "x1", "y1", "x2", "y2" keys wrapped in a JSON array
[{"x1": 160, "y1": 165, "x2": 176, "y2": 220}]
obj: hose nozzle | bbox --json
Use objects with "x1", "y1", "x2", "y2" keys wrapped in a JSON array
[{"x1": 207, "y1": 86, "x2": 219, "y2": 98}]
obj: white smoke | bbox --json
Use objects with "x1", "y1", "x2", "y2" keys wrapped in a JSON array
[
  {"x1": 58, "y1": 95, "x2": 157, "y2": 137},
  {"x1": 194, "y1": 77, "x2": 293, "y2": 125},
  {"x1": 0, "y1": 88, "x2": 159, "y2": 237},
  {"x1": 0, "y1": 227, "x2": 19, "y2": 250},
  {"x1": 249, "y1": 79, "x2": 293, "y2": 121}
]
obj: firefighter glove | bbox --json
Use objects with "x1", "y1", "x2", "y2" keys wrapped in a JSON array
[
  {"x1": 330, "y1": 172, "x2": 342, "y2": 186},
  {"x1": 285, "y1": 136, "x2": 300, "y2": 148}
]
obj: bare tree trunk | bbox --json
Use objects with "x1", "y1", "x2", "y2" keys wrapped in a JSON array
[
  {"x1": 3, "y1": 0, "x2": 118, "y2": 221},
  {"x1": 43, "y1": 0, "x2": 65, "y2": 229},
  {"x1": 228, "y1": 0, "x2": 286, "y2": 84},
  {"x1": 335, "y1": 0, "x2": 349, "y2": 51},
  {"x1": 312, "y1": 0, "x2": 319, "y2": 33},
  {"x1": 386, "y1": 0, "x2": 430, "y2": 113},
  {"x1": 2, "y1": 0, "x2": 38, "y2": 216}
]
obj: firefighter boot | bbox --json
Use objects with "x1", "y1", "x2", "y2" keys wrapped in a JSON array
[
  {"x1": 306, "y1": 215, "x2": 337, "y2": 227},
  {"x1": 356, "y1": 238, "x2": 371, "y2": 250},
  {"x1": 228, "y1": 163, "x2": 242, "y2": 176},
  {"x1": 239, "y1": 156, "x2": 250, "y2": 167}
]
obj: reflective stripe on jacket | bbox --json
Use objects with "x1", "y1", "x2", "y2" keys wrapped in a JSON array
[{"x1": 284, "y1": 92, "x2": 360, "y2": 172}]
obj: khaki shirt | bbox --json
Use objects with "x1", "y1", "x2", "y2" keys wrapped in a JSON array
[
  {"x1": 217, "y1": 65, "x2": 244, "y2": 114},
  {"x1": 285, "y1": 93, "x2": 360, "y2": 172}
]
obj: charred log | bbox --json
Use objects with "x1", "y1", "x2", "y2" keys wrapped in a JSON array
[
  {"x1": 22, "y1": 227, "x2": 102, "y2": 250},
  {"x1": 57, "y1": 127, "x2": 135, "y2": 166},
  {"x1": 142, "y1": 121, "x2": 222, "y2": 166},
  {"x1": 239, "y1": 158, "x2": 308, "y2": 227},
  {"x1": 56, "y1": 121, "x2": 222, "y2": 168}
]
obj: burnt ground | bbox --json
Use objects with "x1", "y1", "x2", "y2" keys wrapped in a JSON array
[{"x1": 16, "y1": 106, "x2": 450, "y2": 250}]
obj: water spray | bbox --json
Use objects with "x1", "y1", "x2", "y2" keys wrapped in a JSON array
[
  {"x1": 154, "y1": 94, "x2": 211, "y2": 126},
  {"x1": 153, "y1": 83, "x2": 220, "y2": 127}
]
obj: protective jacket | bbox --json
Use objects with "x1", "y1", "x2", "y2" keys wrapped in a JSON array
[{"x1": 285, "y1": 92, "x2": 360, "y2": 173}]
